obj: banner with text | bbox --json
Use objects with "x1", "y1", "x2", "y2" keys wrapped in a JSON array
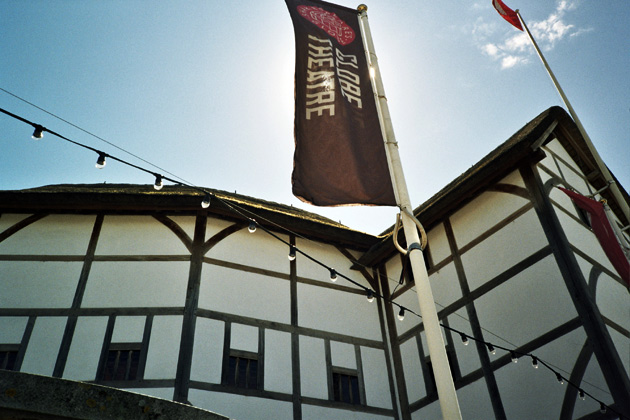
[{"x1": 285, "y1": 0, "x2": 396, "y2": 206}]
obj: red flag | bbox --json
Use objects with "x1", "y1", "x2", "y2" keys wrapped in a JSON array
[
  {"x1": 560, "y1": 188, "x2": 630, "y2": 285},
  {"x1": 492, "y1": 0, "x2": 523, "y2": 31},
  {"x1": 285, "y1": 0, "x2": 396, "y2": 207}
]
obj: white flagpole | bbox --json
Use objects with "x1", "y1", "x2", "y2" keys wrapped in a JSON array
[
  {"x1": 517, "y1": 10, "x2": 630, "y2": 226},
  {"x1": 357, "y1": 5, "x2": 463, "y2": 420}
]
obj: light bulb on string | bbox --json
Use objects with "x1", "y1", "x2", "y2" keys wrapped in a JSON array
[
  {"x1": 397, "y1": 307, "x2": 405, "y2": 321},
  {"x1": 201, "y1": 193, "x2": 211, "y2": 208},
  {"x1": 460, "y1": 333, "x2": 469, "y2": 346},
  {"x1": 487, "y1": 344, "x2": 496, "y2": 355},
  {"x1": 31, "y1": 125, "x2": 44, "y2": 139},
  {"x1": 95, "y1": 153, "x2": 107, "y2": 169},
  {"x1": 154, "y1": 175, "x2": 163, "y2": 190},
  {"x1": 288, "y1": 245, "x2": 296, "y2": 261},
  {"x1": 366, "y1": 289, "x2": 374, "y2": 303},
  {"x1": 329, "y1": 269, "x2": 337, "y2": 282},
  {"x1": 531, "y1": 356, "x2": 539, "y2": 369},
  {"x1": 599, "y1": 403, "x2": 606, "y2": 414},
  {"x1": 556, "y1": 373, "x2": 564, "y2": 385},
  {"x1": 578, "y1": 389, "x2": 585, "y2": 400},
  {"x1": 248, "y1": 221, "x2": 257, "y2": 233},
  {"x1": 510, "y1": 351, "x2": 518, "y2": 363}
]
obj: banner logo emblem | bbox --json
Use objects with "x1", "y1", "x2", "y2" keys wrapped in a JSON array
[{"x1": 297, "y1": 6, "x2": 355, "y2": 45}]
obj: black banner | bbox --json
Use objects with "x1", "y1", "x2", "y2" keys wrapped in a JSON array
[{"x1": 285, "y1": 0, "x2": 396, "y2": 206}]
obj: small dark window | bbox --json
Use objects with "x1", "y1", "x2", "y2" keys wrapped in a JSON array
[
  {"x1": 102, "y1": 344, "x2": 141, "y2": 381},
  {"x1": 0, "y1": 350, "x2": 18, "y2": 371},
  {"x1": 332, "y1": 371, "x2": 361, "y2": 405},
  {"x1": 226, "y1": 353, "x2": 258, "y2": 389}
]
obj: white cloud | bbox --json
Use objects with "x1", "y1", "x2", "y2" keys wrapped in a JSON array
[
  {"x1": 501, "y1": 55, "x2": 526, "y2": 69},
  {"x1": 475, "y1": 0, "x2": 587, "y2": 70}
]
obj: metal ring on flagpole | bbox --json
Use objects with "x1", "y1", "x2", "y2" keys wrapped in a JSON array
[{"x1": 393, "y1": 210, "x2": 429, "y2": 255}]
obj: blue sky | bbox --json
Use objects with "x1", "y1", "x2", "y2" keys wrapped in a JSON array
[{"x1": 1, "y1": 0, "x2": 628, "y2": 234}]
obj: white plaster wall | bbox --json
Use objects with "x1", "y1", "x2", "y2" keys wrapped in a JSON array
[
  {"x1": 428, "y1": 262, "x2": 461, "y2": 309},
  {"x1": 0, "y1": 214, "x2": 30, "y2": 233},
  {"x1": 581, "y1": 355, "x2": 614, "y2": 407},
  {"x1": 264, "y1": 329, "x2": 292, "y2": 394},
  {"x1": 595, "y1": 272, "x2": 630, "y2": 329},
  {"x1": 297, "y1": 282, "x2": 381, "y2": 341},
  {"x1": 0, "y1": 214, "x2": 95, "y2": 255},
  {"x1": 64, "y1": 316, "x2": 108, "y2": 380},
  {"x1": 208, "y1": 228, "x2": 290, "y2": 275},
  {"x1": 20, "y1": 316, "x2": 66, "y2": 375},
  {"x1": 446, "y1": 309, "x2": 481, "y2": 378},
  {"x1": 96, "y1": 215, "x2": 189, "y2": 255},
  {"x1": 399, "y1": 338, "x2": 425, "y2": 402},
  {"x1": 411, "y1": 399, "x2": 441, "y2": 420},
  {"x1": 390, "y1": 288, "x2": 421, "y2": 337},
  {"x1": 361, "y1": 347, "x2": 392, "y2": 409},
  {"x1": 493, "y1": 328, "x2": 594, "y2": 419},
  {"x1": 144, "y1": 315, "x2": 182, "y2": 380},
  {"x1": 295, "y1": 237, "x2": 367, "y2": 289},
  {"x1": 0, "y1": 317, "x2": 28, "y2": 343},
  {"x1": 456, "y1": 377, "x2": 494, "y2": 419},
  {"x1": 112, "y1": 316, "x2": 146, "y2": 343},
  {"x1": 473, "y1": 256, "x2": 578, "y2": 348},
  {"x1": 556, "y1": 158, "x2": 591, "y2": 192},
  {"x1": 83, "y1": 261, "x2": 189, "y2": 308},
  {"x1": 191, "y1": 317, "x2": 224, "y2": 384},
  {"x1": 299, "y1": 335, "x2": 327, "y2": 399},
  {"x1": 330, "y1": 341, "x2": 355, "y2": 370},
  {"x1": 231, "y1": 323, "x2": 258, "y2": 352},
  {"x1": 450, "y1": 172, "x2": 530, "y2": 249},
  {"x1": 460, "y1": 209, "x2": 548, "y2": 292},
  {"x1": 200, "y1": 265, "x2": 290, "y2": 323},
  {"x1": 556, "y1": 210, "x2": 616, "y2": 274},
  {"x1": 384, "y1": 256, "x2": 403, "y2": 291},
  {"x1": 189, "y1": 389, "x2": 294, "y2": 420},
  {"x1": 204, "y1": 217, "x2": 236, "y2": 239},
  {"x1": 168, "y1": 215, "x2": 196, "y2": 241},
  {"x1": 302, "y1": 404, "x2": 393, "y2": 420},
  {"x1": 426, "y1": 222, "x2": 450, "y2": 266},
  {"x1": 608, "y1": 328, "x2": 630, "y2": 382},
  {"x1": 542, "y1": 140, "x2": 590, "y2": 190},
  {"x1": 0, "y1": 261, "x2": 82, "y2": 308}
]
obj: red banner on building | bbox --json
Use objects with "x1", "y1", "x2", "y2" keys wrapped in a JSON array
[
  {"x1": 285, "y1": 0, "x2": 396, "y2": 206},
  {"x1": 560, "y1": 187, "x2": 630, "y2": 285}
]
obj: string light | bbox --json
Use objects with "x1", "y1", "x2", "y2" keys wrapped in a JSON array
[
  {"x1": 154, "y1": 175, "x2": 163, "y2": 190},
  {"x1": 2, "y1": 106, "x2": 625, "y2": 420},
  {"x1": 329, "y1": 268, "x2": 337, "y2": 282},
  {"x1": 248, "y1": 221, "x2": 257, "y2": 233},
  {"x1": 31, "y1": 125, "x2": 44, "y2": 139},
  {"x1": 366, "y1": 289, "x2": 374, "y2": 303},
  {"x1": 397, "y1": 307, "x2": 405, "y2": 321},
  {"x1": 95, "y1": 153, "x2": 107, "y2": 169},
  {"x1": 201, "y1": 193, "x2": 211, "y2": 208}
]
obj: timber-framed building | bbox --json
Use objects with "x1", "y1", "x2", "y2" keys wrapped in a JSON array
[{"x1": 1, "y1": 107, "x2": 629, "y2": 419}]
